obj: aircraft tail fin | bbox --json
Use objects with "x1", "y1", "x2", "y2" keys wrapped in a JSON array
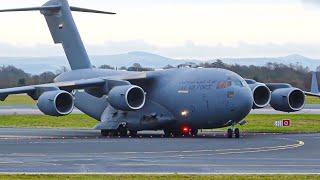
[
  {"x1": 0, "y1": 0, "x2": 115, "y2": 70},
  {"x1": 311, "y1": 72, "x2": 319, "y2": 94}
]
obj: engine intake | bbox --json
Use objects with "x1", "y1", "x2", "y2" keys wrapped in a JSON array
[
  {"x1": 108, "y1": 85, "x2": 146, "y2": 111},
  {"x1": 249, "y1": 83, "x2": 271, "y2": 109},
  {"x1": 270, "y1": 88, "x2": 305, "y2": 112},
  {"x1": 37, "y1": 90, "x2": 74, "y2": 116}
]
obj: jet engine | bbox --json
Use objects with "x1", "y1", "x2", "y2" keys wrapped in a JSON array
[
  {"x1": 37, "y1": 90, "x2": 74, "y2": 116},
  {"x1": 270, "y1": 88, "x2": 305, "y2": 112},
  {"x1": 108, "y1": 85, "x2": 146, "y2": 111},
  {"x1": 249, "y1": 83, "x2": 271, "y2": 109}
]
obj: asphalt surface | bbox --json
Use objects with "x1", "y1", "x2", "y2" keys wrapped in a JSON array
[{"x1": 0, "y1": 128, "x2": 318, "y2": 173}]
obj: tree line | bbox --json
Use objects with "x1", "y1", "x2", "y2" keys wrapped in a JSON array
[{"x1": 0, "y1": 60, "x2": 317, "y2": 91}]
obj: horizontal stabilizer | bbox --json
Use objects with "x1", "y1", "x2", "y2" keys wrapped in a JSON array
[
  {"x1": 0, "y1": 5, "x2": 61, "y2": 12},
  {"x1": 70, "y1": 6, "x2": 116, "y2": 14},
  {"x1": 0, "y1": 6, "x2": 115, "y2": 15}
]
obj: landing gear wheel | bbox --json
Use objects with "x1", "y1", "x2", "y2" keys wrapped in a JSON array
[
  {"x1": 234, "y1": 128, "x2": 240, "y2": 138},
  {"x1": 172, "y1": 130, "x2": 183, "y2": 137},
  {"x1": 118, "y1": 126, "x2": 128, "y2": 137},
  {"x1": 101, "y1": 130, "x2": 109, "y2": 136},
  {"x1": 227, "y1": 128, "x2": 233, "y2": 138},
  {"x1": 164, "y1": 130, "x2": 172, "y2": 137},
  {"x1": 190, "y1": 129, "x2": 198, "y2": 136},
  {"x1": 129, "y1": 130, "x2": 138, "y2": 137},
  {"x1": 101, "y1": 130, "x2": 114, "y2": 137}
]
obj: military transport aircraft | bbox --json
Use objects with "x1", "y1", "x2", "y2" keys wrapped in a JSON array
[{"x1": 0, "y1": 0, "x2": 318, "y2": 138}]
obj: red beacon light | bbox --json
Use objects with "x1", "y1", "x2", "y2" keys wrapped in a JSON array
[{"x1": 182, "y1": 126, "x2": 190, "y2": 134}]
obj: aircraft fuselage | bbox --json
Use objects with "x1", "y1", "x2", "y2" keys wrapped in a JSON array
[{"x1": 56, "y1": 68, "x2": 253, "y2": 131}]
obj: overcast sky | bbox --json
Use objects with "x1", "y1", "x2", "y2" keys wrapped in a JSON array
[{"x1": 0, "y1": 0, "x2": 320, "y2": 59}]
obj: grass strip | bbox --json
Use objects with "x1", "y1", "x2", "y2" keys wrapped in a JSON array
[{"x1": 0, "y1": 175, "x2": 319, "y2": 180}]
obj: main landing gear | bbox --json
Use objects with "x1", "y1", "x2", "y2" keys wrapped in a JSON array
[
  {"x1": 164, "y1": 128, "x2": 198, "y2": 137},
  {"x1": 101, "y1": 123, "x2": 138, "y2": 137},
  {"x1": 227, "y1": 127, "x2": 240, "y2": 138}
]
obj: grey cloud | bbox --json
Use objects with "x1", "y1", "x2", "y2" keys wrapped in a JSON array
[
  {"x1": 302, "y1": 0, "x2": 320, "y2": 5},
  {"x1": 301, "y1": 0, "x2": 320, "y2": 9}
]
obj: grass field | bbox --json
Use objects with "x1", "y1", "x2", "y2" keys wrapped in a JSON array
[
  {"x1": 0, "y1": 175, "x2": 319, "y2": 180},
  {"x1": 0, "y1": 114, "x2": 97, "y2": 129},
  {"x1": 236, "y1": 114, "x2": 320, "y2": 133},
  {"x1": 0, "y1": 95, "x2": 35, "y2": 106},
  {"x1": 306, "y1": 96, "x2": 320, "y2": 104},
  {"x1": 0, "y1": 114, "x2": 320, "y2": 133}
]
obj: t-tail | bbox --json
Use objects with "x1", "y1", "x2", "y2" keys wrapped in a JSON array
[
  {"x1": 311, "y1": 71, "x2": 319, "y2": 94},
  {"x1": 0, "y1": 0, "x2": 115, "y2": 70}
]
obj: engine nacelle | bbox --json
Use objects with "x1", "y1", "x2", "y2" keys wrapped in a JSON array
[
  {"x1": 249, "y1": 83, "x2": 271, "y2": 109},
  {"x1": 108, "y1": 85, "x2": 146, "y2": 111},
  {"x1": 270, "y1": 88, "x2": 305, "y2": 112},
  {"x1": 37, "y1": 90, "x2": 74, "y2": 116}
]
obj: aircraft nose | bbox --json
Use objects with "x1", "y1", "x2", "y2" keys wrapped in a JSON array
[{"x1": 234, "y1": 87, "x2": 254, "y2": 119}]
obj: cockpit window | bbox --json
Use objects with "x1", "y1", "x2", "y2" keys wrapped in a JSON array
[
  {"x1": 229, "y1": 76, "x2": 244, "y2": 87},
  {"x1": 233, "y1": 79, "x2": 244, "y2": 87},
  {"x1": 241, "y1": 80, "x2": 249, "y2": 87}
]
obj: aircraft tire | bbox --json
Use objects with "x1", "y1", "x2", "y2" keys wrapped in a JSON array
[
  {"x1": 163, "y1": 130, "x2": 172, "y2": 137},
  {"x1": 101, "y1": 130, "x2": 114, "y2": 137},
  {"x1": 190, "y1": 129, "x2": 198, "y2": 136},
  {"x1": 129, "y1": 130, "x2": 138, "y2": 137},
  {"x1": 227, "y1": 128, "x2": 233, "y2": 138},
  {"x1": 118, "y1": 127, "x2": 128, "y2": 137},
  {"x1": 172, "y1": 130, "x2": 183, "y2": 137},
  {"x1": 234, "y1": 128, "x2": 240, "y2": 138}
]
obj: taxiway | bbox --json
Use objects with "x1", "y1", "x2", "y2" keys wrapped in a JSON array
[{"x1": 0, "y1": 128, "x2": 318, "y2": 173}]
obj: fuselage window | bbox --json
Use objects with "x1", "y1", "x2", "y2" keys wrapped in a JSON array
[
  {"x1": 218, "y1": 77, "x2": 245, "y2": 89},
  {"x1": 217, "y1": 81, "x2": 232, "y2": 89}
]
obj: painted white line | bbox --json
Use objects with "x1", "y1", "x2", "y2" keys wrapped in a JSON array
[{"x1": 117, "y1": 163, "x2": 320, "y2": 167}]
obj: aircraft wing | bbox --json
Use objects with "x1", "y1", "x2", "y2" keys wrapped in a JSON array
[
  {"x1": 304, "y1": 92, "x2": 320, "y2": 97},
  {"x1": 0, "y1": 72, "x2": 147, "y2": 101}
]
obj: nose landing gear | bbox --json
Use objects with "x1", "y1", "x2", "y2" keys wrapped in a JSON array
[
  {"x1": 227, "y1": 126, "x2": 240, "y2": 138},
  {"x1": 234, "y1": 128, "x2": 240, "y2": 138},
  {"x1": 117, "y1": 124, "x2": 128, "y2": 137}
]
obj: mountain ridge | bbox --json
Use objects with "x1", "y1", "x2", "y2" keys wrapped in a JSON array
[{"x1": 0, "y1": 51, "x2": 319, "y2": 74}]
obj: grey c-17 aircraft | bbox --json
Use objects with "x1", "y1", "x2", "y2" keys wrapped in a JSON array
[{"x1": 0, "y1": 0, "x2": 318, "y2": 138}]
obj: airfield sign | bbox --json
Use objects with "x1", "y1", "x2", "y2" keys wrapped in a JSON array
[{"x1": 274, "y1": 119, "x2": 291, "y2": 127}]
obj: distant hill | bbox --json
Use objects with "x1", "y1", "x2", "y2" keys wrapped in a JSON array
[
  {"x1": 0, "y1": 52, "x2": 195, "y2": 74},
  {"x1": 0, "y1": 52, "x2": 319, "y2": 74},
  {"x1": 222, "y1": 54, "x2": 320, "y2": 69},
  {"x1": 92, "y1": 51, "x2": 193, "y2": 68}
]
